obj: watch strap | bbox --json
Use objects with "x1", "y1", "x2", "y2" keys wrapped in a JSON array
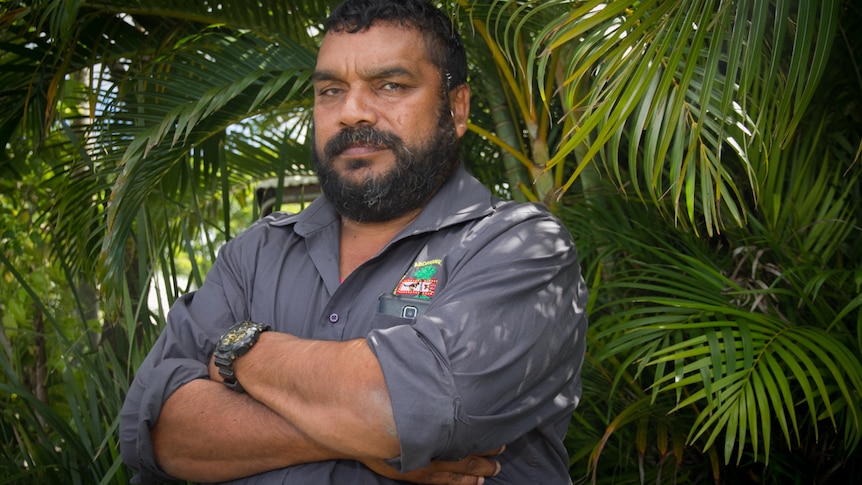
[{"x1": 214, "y1": 356, "x2": 245, "y2": 392}]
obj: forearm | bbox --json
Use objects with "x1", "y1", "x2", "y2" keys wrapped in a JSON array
[
  {"x1": 151, "y1": 378, "x2": 345, "y2": 482},
  {"x1": 229, "y1": 332, "x2": 401, "y2": 460}
]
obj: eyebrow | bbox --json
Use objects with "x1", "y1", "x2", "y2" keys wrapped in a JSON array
[
  {"x1": 312, "y1": 66, "x2": 417, "y2": 84},
  {"x1": 311, "y1": 70, "x2": 338, "y2": 83}
]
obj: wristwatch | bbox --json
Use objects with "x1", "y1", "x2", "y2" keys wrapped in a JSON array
[{"x1": 213, "y1": 321, "x2": 271, "y2": 392}]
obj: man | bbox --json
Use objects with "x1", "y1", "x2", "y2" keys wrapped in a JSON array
[{"x1": 119, "y1": 0, "x2": 588, "y2": 483}]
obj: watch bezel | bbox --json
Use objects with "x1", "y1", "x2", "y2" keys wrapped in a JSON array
[{"x1": 213, "y1": 321, "x2": 271, "y2": 392}]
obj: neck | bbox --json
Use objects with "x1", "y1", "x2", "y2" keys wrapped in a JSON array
[
  {"x1": 338, "y1": 208, "x2": 422, "y2": 281},
  {"x1": 340, "y1": 207, "x2": 422, "y2": 239}
]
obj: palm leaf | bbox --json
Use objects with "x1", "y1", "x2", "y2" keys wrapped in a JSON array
[
  {"x1": 591, "y1": 235, "x2": 862, "y2": 466},
  {"x1": 525, "y1": 0, "x2": 841, "y2": 236},
  {"x1": 101, "y1": 29, "x2": 316, "y2": 280}
]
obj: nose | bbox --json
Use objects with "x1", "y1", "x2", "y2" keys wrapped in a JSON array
[{"x1": 338, "y1": 86, "x2": 377, "y2": 127}]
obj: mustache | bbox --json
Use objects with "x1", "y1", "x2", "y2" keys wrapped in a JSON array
[{"x1": 323, "y1": 126, "x2": 405, "y2": 159}]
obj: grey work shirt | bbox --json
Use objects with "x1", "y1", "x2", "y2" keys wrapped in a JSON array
[{"x1": 120, "y1": 165, "x2": 588, "y2": 484}]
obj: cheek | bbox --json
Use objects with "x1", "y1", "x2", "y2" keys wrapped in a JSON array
[
  {"x1": 389, "y1": 107, "x2": 435, "y2": 140},
  {"x1": 312, "y1": 115, "x2": 333, "y2": 144}
]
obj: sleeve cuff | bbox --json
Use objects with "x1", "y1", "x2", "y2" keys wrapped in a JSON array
[
  {"x1": 366, "y1": 319, "x2": 471, "y2": 472},
  {"x1": 121, "y1": 358, "x2": 209, "y2": 483}
]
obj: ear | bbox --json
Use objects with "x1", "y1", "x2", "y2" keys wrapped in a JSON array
[{"x1": 448, "y1": 83, "x2": 471, "y2": 138}]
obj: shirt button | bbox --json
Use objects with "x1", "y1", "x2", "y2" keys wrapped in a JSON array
[{"x1": 329, "y1": 313, "x2": 339, "y2": 323}]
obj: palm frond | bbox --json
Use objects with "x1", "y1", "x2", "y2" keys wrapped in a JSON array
[
  {"x1": 101, "y1": 29, "x2": 316, "y2": 280},
  {"x1": 527, "y1": 0, "x2": 841, "y2": 236},
  {"x1": 589, "y1": 225, "x2": 862, "y2": 467}
]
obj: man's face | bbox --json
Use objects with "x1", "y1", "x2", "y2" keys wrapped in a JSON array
[{"x1": 311, "y1": 23, "x2": 470, "y2": 222}]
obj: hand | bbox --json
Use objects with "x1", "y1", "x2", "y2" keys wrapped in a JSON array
[{"x1": 361, "y1": 446, "x2": 504, "y2": 484}]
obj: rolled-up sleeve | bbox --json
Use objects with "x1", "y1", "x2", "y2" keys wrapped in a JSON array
[
  {"x1": 119, "y1": 342, "x2": 209, "y2": 482},
  {"x1": 366, "y1": 204, "x2": 588, "y2": 472},
  {"x1": 119, "y1": 237, "x2": 251, "y2": 482}
]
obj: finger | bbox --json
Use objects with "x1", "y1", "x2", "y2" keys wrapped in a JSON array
[
  {"x1": 475, "y1": 445, "x2": 506, "y2": 457},
  {"x1": 429, "y1": 471, "x2": 491, "y2": 485},
  {"x1": 435, "y1": 454, "x2": 500, "y2": 478}
]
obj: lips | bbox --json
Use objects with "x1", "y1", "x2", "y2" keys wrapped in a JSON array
[
  {"x1": 339, "y1": 142, "x2": 386, "y2": 157},
  {"x1": 324, "y1": 127, "x2": 399, "y2": 159}
]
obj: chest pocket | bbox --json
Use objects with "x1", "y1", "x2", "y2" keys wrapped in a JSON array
[{"x1": 376, "y1": 244, "x2": 448, "y2": 320}]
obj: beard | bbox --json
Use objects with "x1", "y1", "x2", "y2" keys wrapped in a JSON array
[{"x1": 311, "y1": 100, "x2": 461, "y2": 223}]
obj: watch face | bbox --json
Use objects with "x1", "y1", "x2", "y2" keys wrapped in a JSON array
[
  {"x1": 217, "y1": 323, "x2": 260, "y2": 353},
  {"x1": 214, "y1": 322, "x2": 270, "y2": 392}
]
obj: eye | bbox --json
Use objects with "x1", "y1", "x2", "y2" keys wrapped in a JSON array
[
  {"x1": 316, "y1": 85, "x2": 342, "y2": 98},
  {"x1": 380, "y1": 82, "x2": 403, "y2": 92}
]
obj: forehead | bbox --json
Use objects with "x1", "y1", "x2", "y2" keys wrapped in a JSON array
[{"x1": 315, "y1": 23, "x2": 436, "y2": 78}]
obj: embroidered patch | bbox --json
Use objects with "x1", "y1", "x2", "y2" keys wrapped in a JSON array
[
  {"x1": 394, "y1": 259, "x2": 442, "y2": 298},
  {"x1": 396, "y1": 278, "x2": 438, "y2": 297}
]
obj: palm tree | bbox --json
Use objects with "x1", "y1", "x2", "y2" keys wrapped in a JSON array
[
  {"x1": 522, "y1": 0, "x2": 862, "y2": 482},
  {"x1": 1, "y1": 2, "x2": 331, "y2": 481},
  {"x1": 1, "y1": 0, "x2": 860, "y2": 483}
]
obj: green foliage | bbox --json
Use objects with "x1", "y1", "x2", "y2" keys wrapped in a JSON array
[
  {"x1": 562, "y1": 181, "x2": 861, "y2": 483},
  {"x1": 0, "y1": 175, "x2": 131, "y2": 483}
]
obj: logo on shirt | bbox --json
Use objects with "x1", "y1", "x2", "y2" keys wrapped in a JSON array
[{"x1": 394, "y1": 259, "x2": 441, "y2": 298}]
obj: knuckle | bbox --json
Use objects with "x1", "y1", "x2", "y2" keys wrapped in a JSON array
[{"x1": 467, "y1": 455, "x2": 494, "y2": 474}]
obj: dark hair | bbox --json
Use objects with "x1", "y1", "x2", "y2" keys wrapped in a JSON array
[{"x1": 324, "y1": 0, "x2": 467, "y2": 91}]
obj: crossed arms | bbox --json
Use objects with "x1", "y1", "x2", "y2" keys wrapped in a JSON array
[{"x1": 149, "y1": 333, "x2": 501, "y2": 483}]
